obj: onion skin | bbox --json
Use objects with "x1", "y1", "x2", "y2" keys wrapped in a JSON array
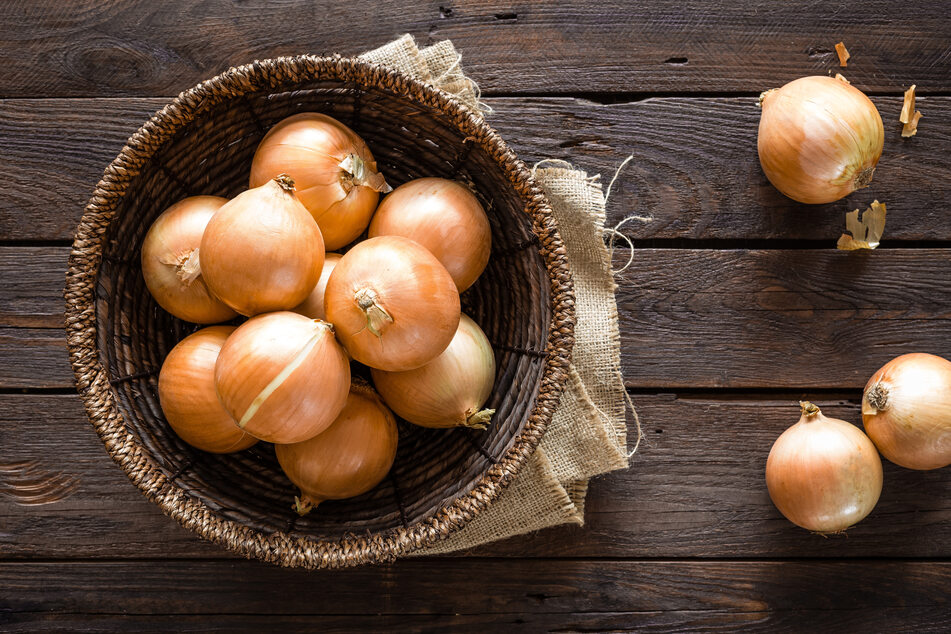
[
  {"x1": 276, "y1": 381, "x2": 398, "y2": 513},
  {"x1": 250, "y1": 113, "x2": 388, "y2": 250},
  {"x1": 140, "y1": 196, "x2": 238, "y2": 324},
  {"x1": 324, "y1": 236, "x2": 460, "y2": 371},
  {"x1": 158, "y1": 326, "x2": 256, "y2": 453},
  {"x1": 291, "y1": 253, "x2": 341, "y2": 321},
  {"x1": 766, "y1": 402, "x2": 882, "y2": 533},
  {"x1": 369, "y1": 178, "x2": 491, "y2": 292},
  {"x1": 758, "y1": 76, "x2": 884, "y2": 204},
  {"x1": 200, "y1": 176, "x2": 324, "y2": 317},
  {"x1": 372, "y1": 314, "x2": 496, "y2": 429},
  {"x1": 863, "y1": 353, "x2": 951, "y2": 470},
  {"x1": 214, "y1": 312, "x2": 350, "y2": 444}
]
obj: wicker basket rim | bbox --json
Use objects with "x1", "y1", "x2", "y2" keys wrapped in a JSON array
[{"x1": 63, "y1": 54, "x2": 576, "y2": 569}]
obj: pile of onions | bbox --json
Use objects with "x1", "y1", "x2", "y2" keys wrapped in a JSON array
[
  {"x1": 758, "y1": 76, "x2": 884, "y2": 204},
  {"x1": 200, "y1": 175, "x2": 324, "y2": 316},
  {"x1": 214, "y1": 312, "x2": 350, "y2": 444},
  {"x1": 325, "y1": 236, "x2": 460, "y2": 371},
  {"x1": 766, "y1": 402, "x2": 882, "y2": 533},
  {"x1": 369, "y1": 177, "x2": 491, "y2": 292},
  {"x1": 140, "y1": 196, "x2": 237, "y2": 324},
  {"x1": 250, "y1": 113, "x2": 390, "y2": 250},
  {"x1": 158, "y1": 326, "x2": 257, "y2": 453},
  {"x1": 373, "y1": 314, "x2": 496, "y2": 429},
  {"x1": 276, "y1": 382, "x2": 398, "y2": 514},
  {"x1": 292, "y1": 253, "x2": 341, "y2": 321},
  {"x1": 863, "y1": 353, "x2": 951, "y2": 470}
]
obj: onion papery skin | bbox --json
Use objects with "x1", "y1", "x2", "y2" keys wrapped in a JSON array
[
  {"x1": 369, "y1": 178, "x2": 491, "y2": 292},
  {"x1": 275, "y1": 381, "x2": 398, "y2": 512},
  {"x1": 766, "y1": 402, "x2": 882, "y2": 533},
  {"x1": 141, "y1": 196, "x2": 238, "y2": 324},
  {"x1": 250, "y1": 113, "x2": 388, "y2": 250},
  {"x1": 291, "y1": 253, "x2": 341, "y2": 321},
  {"x1": 372, "y1": 314, "x2": 496, "y2": 429},
  {"x1": 200, "y1": 176, "x2": 323, "y2": 317},
  {"x1": 214, "y1": 312, "x2": 350, "y2": 444},
  {"x1": 324, "y1": 236, "x2": 460, "y2": 371},
  {"x1": 158, "y1": 326, "x2": 257, "y2": 453},
  {"x1": 758, "y1": 76, "x2": 884, "y2": 204},
  {"x1": 863, "y1": 353, "x2": 951, "y2": 470}
]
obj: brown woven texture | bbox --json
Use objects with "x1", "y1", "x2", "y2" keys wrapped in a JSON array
[{"x1": 63, "y1": 56, "x2": 575, "y2": 568}]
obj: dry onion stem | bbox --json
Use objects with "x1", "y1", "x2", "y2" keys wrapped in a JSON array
[
  {"x1": 835, "y1": 41, "x2": 850, "y2": 67},
  {"x1": 837, "y1": 200, "x2": 886, "y2": 251},
  {"x1": 900, "y1": 85, "x2": 922, "y2": 137},
  {"x1": 834, "y1": 73, "x2": 850, "y2": 84}
]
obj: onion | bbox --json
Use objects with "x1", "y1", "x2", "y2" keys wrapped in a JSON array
[
  {"x1": 140, "y1": 196, "x2": 237, "y2": 324},
  {"x1": 758, "y1": 76, "x2": 884, "y2": 204},
  {"x1": 291, "y1": 252, "x2": 341, "y2": 321},
  {"x1": 250, "y1": 113, "x2": 390, "y2": 250},
  {"x1": 200, "y1": 175, "x2": 324, "y2": 316},
  {"x1": 372, "y1": 314, "x2": 495, "y2": 429},
  {"x1": 368, "y1": 178, "x2": 491, "y2": 291},
  {"x1": 863, "y1": 353, "x2": 951, "y2": 470},
  {"x1": 324, "y1": 236, "x2": 460, "y2": 371},
  {"x1": 766, "y1": 402, "x2": 882, "y2": 533},
  {"x1": 158, "y1": 326, "x2": 257, "y2": 453},
  {"x1": 276, "y1": 381, "x2": 398, "y2": 514},
  {"x1": 214, "y1": 311, "x2": 350, "y2": 444}
]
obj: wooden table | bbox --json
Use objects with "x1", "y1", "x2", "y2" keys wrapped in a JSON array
[{"x1": 2, "y1": 1, "x2": 950, "y2": 630}]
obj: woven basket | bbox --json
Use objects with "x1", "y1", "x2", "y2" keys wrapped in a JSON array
[{"x1": 64, "y1": 56, "x2": 574, "y2": 568}]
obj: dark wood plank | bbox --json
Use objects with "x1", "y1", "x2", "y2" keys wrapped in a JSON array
[
  {"x1": 2, "y1": 96, "x2": 948, "y2": 242},
  {"x1": 0, "y1": 1, "x2": 947, "y2": 98},
  {"x1": 4, "y1": 394, "x2": 950, "y2": 559},
  {"x1": 1, "y1": 560, "x2": 949, "y2": 633},
  {"x1": 5, "y1": 247, "x2": 949, "y2": 389}
]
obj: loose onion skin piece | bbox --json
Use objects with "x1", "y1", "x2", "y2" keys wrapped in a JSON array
[
  {"x1": 368, "y1": 178, "x2": 491, "y2": 292},
  {"x1": 758, "y1": 76, "x2": 884, "y2": 204},
  {"x1": 291, "y1": 252, "x2": 341, "y2": 321},
  {"x1": 250, "y1": 113, "x2": 390, "y2": 250},
  {"x1": 372, "y1": 314, "x2": 496, "y2": 429},
  {"x1": 158, "y1": 326, "x2": 257, "y2": 453},
  {"x1": 863, "y1": 353, "x2": 951, "y2": 470},
  {"x1": 766, "y1": 402, "x2": 882, "y2": 534},
  {"x1": 276, "y1": 381, "x2": 398, "y2": 514},
  {"x1": 140, "y1": 196, "x2": 238, "y2": 324},
  {"x1": 214, "y1": 312, "x2": 350, "y2": 444},
  {"x1": 324, "y1": 235, "x2": 460, "y2": 371},
  {"x1": 200, "y1": 176, "x2": 324, "y2": 317}
]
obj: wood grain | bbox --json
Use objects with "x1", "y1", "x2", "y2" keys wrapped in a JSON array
[
  {"x1": 0, "y1": 1, "x2": 947, "y2": 98},
  {"x1": 4, "y1": 394, "x2": 950, "y2": 560},
  {"x1": 5, "y1": 247, "x2": 949, "y2": 389},
  {"x1": 2, "y1": 96, "x2": 948, "y2": 242},
  {"x1": 1, "y1": 560, "x2": 949, "y2": 632}
]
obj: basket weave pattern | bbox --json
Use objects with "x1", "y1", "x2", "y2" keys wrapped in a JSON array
[{"x1": 64, "y1": 56, "x2": 574, "y2": 568}]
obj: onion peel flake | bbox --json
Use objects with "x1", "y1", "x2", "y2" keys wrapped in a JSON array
[
  {"x1": 835, "y1": 42, "x2": 850, "y2": 67},
  {"x1": 837, "y1": 200, "x2": 886, "y2": 250},
  {"x1": 900, "y1": 85, "x2": 916, "y2": 124}
]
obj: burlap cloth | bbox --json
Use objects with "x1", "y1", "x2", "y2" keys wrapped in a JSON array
[{"x1": 361, "y1": 35, "x2": 633, "y2": 553}]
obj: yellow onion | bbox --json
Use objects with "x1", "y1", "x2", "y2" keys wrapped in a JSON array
[
  {"x1": 372, "y1": 314, "x2": 495, "y2": 429},
  {"x1": 200, "y1": 175, "x2": 324, "y2": 316},
  {"x1": 140, "y1": 196, "x2": 237, "y2": 323},
  {"x1": 863, "y1": 353, "x2": 951, "y2": 470},
  {"x1": 250, "y1": 113, "x2": 390, "y2": 250},
  {"x1": 324, "y1": 236, "x2": 460, "y2": 371},
  {"x1": 214, "y1": 312, "x2": 350, "y2": 444},
  {"x1": 369, "y1": 178, "x2": 491, "y2": 291},
  {"x1": 291, "y1": 252, "x2": 341, "y2": 321},
  {"x1": 276, "y1": 381, "x2": 398, "y2": 514},
  {"x1": 158, "y1": 326, "x2": 256, "y2": 453},
  {"x1": 766, "y1": 402, "x2": 882, "y2": 533},
  {"x1": 758, "y1": 76, "x2": 884, "y2": 204}
]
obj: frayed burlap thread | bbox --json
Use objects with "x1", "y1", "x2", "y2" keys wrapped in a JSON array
[{"x1": 363, "y1": 36, "x2": 633, "y2": 553}]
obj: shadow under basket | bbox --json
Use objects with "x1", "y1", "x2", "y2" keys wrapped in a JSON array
[{"x1": 64, "y1": 56, "x2": 574, "y2": 569}]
